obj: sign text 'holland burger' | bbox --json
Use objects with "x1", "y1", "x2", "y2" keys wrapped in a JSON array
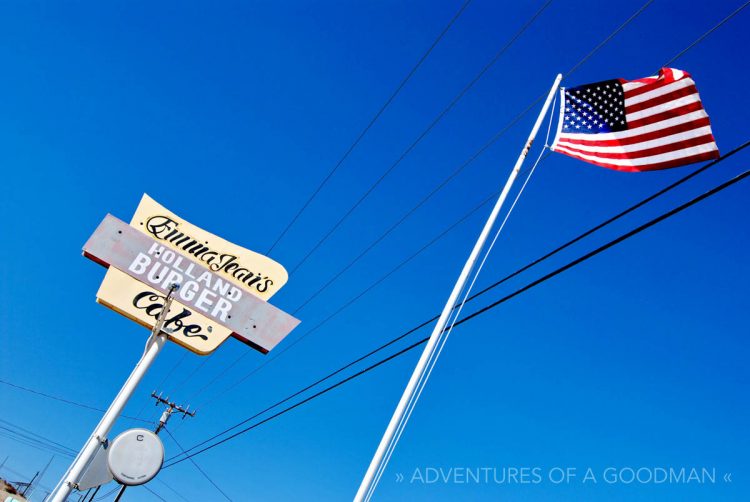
[{"x1": 83, "y1": 194, "x2": 299, "y2": 355}]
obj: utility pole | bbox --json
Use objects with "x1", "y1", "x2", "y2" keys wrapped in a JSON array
[
  {"x1": 28, "y1": 455, "x2": 54, "y2": 500},
  {"x1": 113, "y1": 392, "x2": 195, "y2": 502},
  {"x1": 16, "y1": 471, "x2": 38, "y2": 497}
]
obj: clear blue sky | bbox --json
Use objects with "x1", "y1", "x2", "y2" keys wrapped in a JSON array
[{"x1": 1, "y1": 1, "x2": 749, "y2": 501}]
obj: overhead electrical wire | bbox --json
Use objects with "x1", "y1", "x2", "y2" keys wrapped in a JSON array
[
  {"x1": 164, "y1": 427, "x2": 234, "y2": 502},
  {"x1": 173, "y1": 0, "x2": 737, "y2": 429},
  {"x1": 164, "y1": 337, "x2": 430, "y2": 468},
  {"x1": 661, "y1": 0, "x2": 750, "y2": 68},
  {"x1": 563, "y1": 0, "x2": 654, "y2": 77},
  {"x1": 197, "y1": 0, "x2": 742, "y2": 411},
  {"x1": 187, "y1": 192, "x2": 498, "y2": 407},
  {"x1": 165, "y1": 145, "x2": 750, "y2": 468},
  {"x1": 0, "y1": 465, "x2": 56, "y2": 496},
  {"x1": 143, "y1": 485, "x2": 169, "y2": 502},
  {"x1": 0, "y1": 379, "x2": 152, "y2": 425},
  {"x1": 154, "y1": 478, "x2": 193, "y2": 502},
  {"x1": 0, "y1": 419, "x2": 77, "y2": 459},
  {"x1": 179, "y1": 0, "x2": 558, "y2": 405},
  {"x1": 200, "y1": 138, "x2": 748, "y2": 412},
  {"x1": 292, "y1": 0, "x2": 654, "y2": 314},
  {"x1": 0, "y1": 419, "x2": 76, "y2": 456},
  {"x1": 364, "y1": 125, "x2": 555, "y2": 502},
  {"x1": 287, "y1": 0, "x2": 740, "y2": 325},
  {"x1": 179, "y1": 0, "x2": 655, "y2": 407},
  {"x1": 0, "y1": 429, "x2": 74, "y2": 459},
  {"x1": 170, "y1": 357, "x2": 212, "y2": 396},
  {"x1": 161, "y1": 0, "x2": 477, "y2": 406},
  {"x1": 134, "y1": 352, "x2": 191, "y2": 421},
  {"x1": 287, "y1": 0, "x2": 555, "y2": 275},
  {"x1": 6, "y1": 1, "x2": 747, "y2": 497},
  {"x1": 93, "y1": 486, "x2": 121, "y2": 501},
  {"x1": 266, "y1": 0, "x2": 475, "y2": 255}
]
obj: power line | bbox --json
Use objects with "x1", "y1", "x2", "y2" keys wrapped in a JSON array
[
  {"x1": 287, "y1": 0, "x2": 555, "y2": 275},
  {"x1": 564, "y1": 0, "x2": 654, "y2": 78},
  {"x1": 143, "y1": 485, "x2": 169, "y2": 502},
  {"x1": 662, "y1": 0, "x2": 750, "y2": 68},
  {"x1": 0, "y1": 464, "x2": 56, "y2": 495},
  {"x1": 183, "y1": 0, "x2": 655, "y2": 407},
  {"x1": 163, "y1": 428, "x2": 233, "y2": 502},
  {"x1": 0, "y1": 379, "x2": 152, "y2": 424},
  {"x1": 154, "y1": 477, "x2": 193, "y2": 502},
  {"x1": 463, "y1": 140, "x2": 750, "y2": 305},
  {"x1": 164, "y1": 337, "x2": 428, "y2": 468},
  {"x1": 165, "y1": 148, "x2": 750, "y2": 467},
  {"x1": 262, "y1": 0, "x2": 726, "y2": 362},
  {"x1": 154, "y1": 357, "x2": 216, "y2": 432},
  {"x1": 170, "y1": 357, "x2": 211, "y2": 396},
  {"x1": 171, "y1": 0, "x2": 728, "y2": 422},
  {"x1": 134, "y1": 352, "x2": 192, "y2": 422},
  {"x1": 192, "y1": 122, "x2": 545, "y2": 413},
  {"x1": 0, "y1": 429, "x2": 74, "y2": 459},
  {"x1": 266, "y1": 0, "x2": 475, "y2": 254},
  {"x1": 291, "y1": 0, "x2": 654, "y2": 313},
  {"x1": 169, "y1": 162, "x2": 750, "y2": 466},
  {"x1": 189, "y1": 192, "x2": 497, "y2": 407},
  {"x1": 289, "y1": 0, "x2": 653, "y2": 278},
  {"x1": 0, "y1": 419, "x2": 76, "y2": 458},
  {"x1": 93, "y1": 486, "x2": 120, "y2": 501},
  {"x1": 113, "y1": 392, "x2": 196, "y2": 502},
  {"x1": 165, "y1": 0, "x2": 477, "y2": 408}
]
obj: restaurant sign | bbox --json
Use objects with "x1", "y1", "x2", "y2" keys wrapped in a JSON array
[{"x1": 83, "y1": 195, "x2": 298, "y2": 355}]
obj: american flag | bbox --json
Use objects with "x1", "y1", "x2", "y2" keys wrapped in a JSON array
[{"x1": 550, "y1": 68, "x2": 719, "y2": 172}]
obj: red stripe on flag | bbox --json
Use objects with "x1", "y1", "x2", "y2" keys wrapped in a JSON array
[
  {"x1": 552, "y1": 68, "x2": 717, "y2": 172},
  {"x1": 626, "y1": 101, "x2": 705, "y2": 129},
  {"x1": 556, "y1": 134, "x2": 717, "y2": 160},
  {"x1": 621, "y1": 69, "x2": 684, "y2": 99},
  {"x1": 625, "y1": 85, "x2": 698, "y2": 114},
  {"x1": 622, "y1": 78, "x2": 676, "y2": 100},
  {"x1": 556, "y1": 149, "x2": 719, "y2": 172},
  {"x1": 555, "y1": 117, "x2": 712, "y2": 148}
]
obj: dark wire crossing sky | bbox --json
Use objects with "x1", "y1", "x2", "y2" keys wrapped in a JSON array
[{"x1": 0, "y1": 1, "x2": 749, "y2": 501}]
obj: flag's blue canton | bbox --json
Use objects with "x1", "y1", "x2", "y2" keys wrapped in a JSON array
[{"x1": 562, "y1": 79, "x2": 627, "y2": 134}]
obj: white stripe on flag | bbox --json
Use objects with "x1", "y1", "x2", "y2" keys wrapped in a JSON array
[
  {"x1": 555, "y1": 109, "x2": 709, "y2": 142},
  {"x1": 622, "y1": 79, "x2": 652, "y2": 92},
  {"x1": 553, "y1": 142, "x2": 718, "y2": 168},
  {"x1": 624, "y1": 77, "x2": 695, "y2": 107},
  {"x1": 626, "y1": 93, "x2": 701, "y2": 122},
  {"x1": 556, "y1": 125, "x2": 714, "y2": 154}
]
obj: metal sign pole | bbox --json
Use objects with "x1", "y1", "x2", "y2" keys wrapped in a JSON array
[{"x1": 49, "y1": 285, "x2": 180, "y2": 502}]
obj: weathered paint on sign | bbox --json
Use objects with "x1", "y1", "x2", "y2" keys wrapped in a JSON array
[
  {"x1": 86, "y1": 195, "x2": 298, "y2": 355},
  {"x1": 96, "y1": 268, "x2": 234, "y2": 354},
  {"x1": 85, "y1": 214, "x2": 299, "y2": 354}
]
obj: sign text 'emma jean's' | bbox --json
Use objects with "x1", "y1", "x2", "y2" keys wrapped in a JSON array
[{"x1": 145, "y1": 215, "x2": 273, "y2": 294}]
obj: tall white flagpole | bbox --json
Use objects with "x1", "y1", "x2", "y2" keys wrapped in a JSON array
[{"x1": 354, "y1": 73, "x2": 563, "y2": 502}]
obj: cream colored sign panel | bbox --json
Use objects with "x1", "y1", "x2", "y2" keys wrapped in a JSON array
[
  {"x1": 97, "y1": 268, "x2": 233, "y2": 355},
  {"x1": 130, "y1": 194, "x2": 287, "y2": 301},
  {"x1": 86, "y1": 214, "x2": 299, "y2": 355}
]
